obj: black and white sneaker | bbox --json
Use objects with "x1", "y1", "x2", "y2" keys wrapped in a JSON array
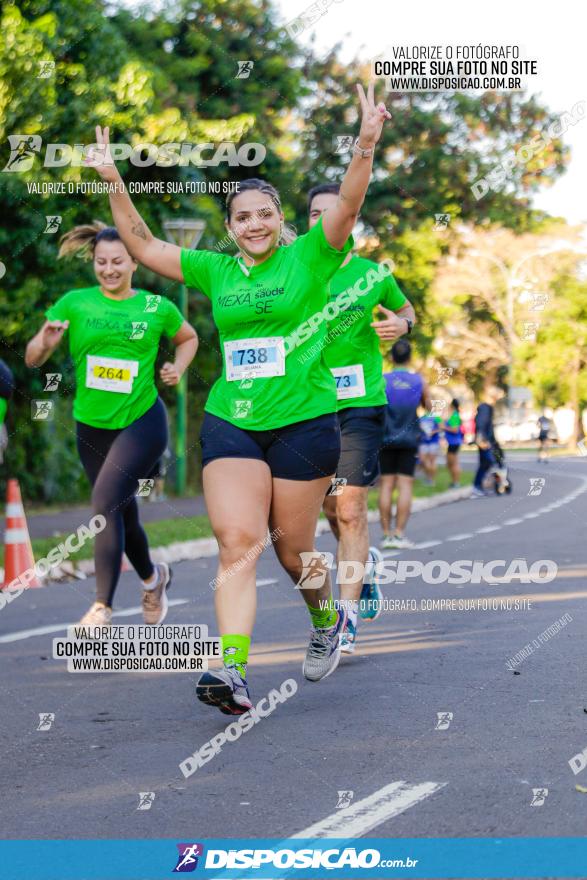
[{"x1": 196, "y1": 665, "x2": 253, "y2": 716}]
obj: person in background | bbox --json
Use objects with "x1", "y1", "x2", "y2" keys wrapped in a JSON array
[
  {"x1": 418, "y1": 410, "x2": 442, "y2": 486},
  {"x1": 444, "y1": 398, "x2": 463, "y2": 488},
  {"x1": 0, "y1": 359, "x2": 14, "y2": 464},
  {"x1": 472, "y1": 391, "x2": 499, "y2": 498},
  {"x1": 537, "y1": 412, "x2": 551, "y2": 462},
  {"x1": 378, "y1": 339, "x2": 430, "y2": 549}
]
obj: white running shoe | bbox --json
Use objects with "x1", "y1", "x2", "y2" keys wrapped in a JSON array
[
  {"x1": 77, "y1": 602, "x2": 112, "y2": 629},
  {"x1": 388, "y1": 534, "x2": 415, "y2": 549}
]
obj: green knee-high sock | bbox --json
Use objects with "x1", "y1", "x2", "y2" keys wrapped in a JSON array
[
  {"x1": 221, "y1": 634, "x2": 250, "y2": 679},
  {"x1": 306, "y1": 597, "x2": 338, "y2": 629}
]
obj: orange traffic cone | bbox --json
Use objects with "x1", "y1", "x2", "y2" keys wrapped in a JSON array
[{"x1": 2, "y1": 479, "x2": 40, "y2": 590}]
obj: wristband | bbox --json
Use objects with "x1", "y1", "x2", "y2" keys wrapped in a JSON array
[{"x1": 353, "y1": 138, "x2": 374, "y2": 158}]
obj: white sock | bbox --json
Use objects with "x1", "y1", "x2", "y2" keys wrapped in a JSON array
[{"x1": 142, "y1": 565, "x2": 159, "y2": 590}]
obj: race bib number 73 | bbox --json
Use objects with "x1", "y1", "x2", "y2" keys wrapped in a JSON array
[
  {"x1": 330, "y1": 364, "x2": 366, "y2": 400},
  {"x1": 86, "y1": 355, "x2": 139, "y2": 394}
]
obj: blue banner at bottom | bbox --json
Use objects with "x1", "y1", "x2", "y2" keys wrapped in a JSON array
[{"x1": 1, "y1": 837, "x2": 585, "y2": 879}]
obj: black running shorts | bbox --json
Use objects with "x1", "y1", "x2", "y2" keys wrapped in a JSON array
[
  {"x1": 335, "y1": 406, "x2": 385, "y2": 487},
  {"x1": 379, "y1": 445, "x2": 417, "y2": 478},
  {"x1": 200, "y1": 411, "x2": 341, "y2": 481}
]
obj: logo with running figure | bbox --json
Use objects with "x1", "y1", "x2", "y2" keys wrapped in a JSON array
[
  {"x1": 334, "y1": 135, "x2": 354, "y2": 154},
  {"x1": 38, "y1": 60, "x2": 55, "y2": 78},
  {"x1": 44, "y1": 215, "x2": 62, "y2": 234},
  {"x1": 434, "y1": 213, "x2": 451, "y2": 230},
  {"x1": 37, "y1": 713, "x2": 55, "y2": 731},
  {"x1": 530, "y1": 787, "x2": 548, "y2": 806},
  {"x1": 232, "y1": 399, "x2": 253, "y2": 419},
  {"x1": 336, "y1": 790, "x2": 354, "y2": 809},
  {"x1": 173, "y1": 843, "x2": 204, "y2": 872},
  {"x1": 430, "y1": 398, "x2": 446, "y2": 415},
  {"x1": 136, "y1": 479, "x2": 155, "y2": 497},
  {"x1": 136, "y1": 791, "x2": 155, "y2": 810},
  {"x1": 435, "y1": 711, "x2": 453, "y2": 730},
  {"x1": 236, "y1": 61, "x2": 254, "y2": 79},
  {"x1": 528, "y1": 478, "x2": 545, "y2": 496},
  {"x1": 31, "y1": 400, "x2": 54, "y2": 420},
  {"x1": 327, "y1": 477, "x2": 347, "y2": 496},
  {"x1": 44, "y1": 373, "x2": 61, "y2": 391},
  {"x1": 435, "y1": 366, "x2": 453, "y2": 385},
  {"x1": 296, "y1": 551, "x2": 334, "y2": 590},
  {"x1": 129, "y1": 321, "x2": 148, "y2": 340},
  {"x1": 3, "y1": 135, "x2": 42, "y2": 172},
  {"x1": 144, "y1": 295, "x2": 161, "y2": 313}
]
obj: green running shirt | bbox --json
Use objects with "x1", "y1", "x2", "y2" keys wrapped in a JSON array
[
  {"x1": 180, "y1": 217, "x2": 353, "y2": 430},
  {"x1": 323, "y1": 255, "x2": 407, "y2": 410},
  {"x1": 46, "y1": 287, "x2": 183, "y2": 429}
]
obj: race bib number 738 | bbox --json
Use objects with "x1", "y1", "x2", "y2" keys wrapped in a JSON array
[{"x1": 224, "y1": 337, "x2": 285, "y2": 382}]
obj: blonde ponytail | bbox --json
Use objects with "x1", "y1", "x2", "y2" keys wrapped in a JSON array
[{"x1": 58, "y1": 221, "x2": 111, "y2": 261}]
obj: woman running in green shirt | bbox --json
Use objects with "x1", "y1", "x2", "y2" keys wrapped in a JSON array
[
  {"x1": 444, "y1": 398, "x2": 463, "y2": 488},
  {"x1": 25, "y1": 223, "x2": 198, "y2": 628},
  {"x1": 86, "y1": 82, "x2": 391, "y2": 715}
]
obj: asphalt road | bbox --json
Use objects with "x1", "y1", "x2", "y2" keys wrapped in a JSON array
[{"x1": 2, "y1": 454, "x2": 587, "y2": 856}]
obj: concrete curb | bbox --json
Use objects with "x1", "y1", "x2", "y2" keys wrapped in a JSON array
[{"x1": 23, "y1": 485, "x2": 470, "y2": 585}]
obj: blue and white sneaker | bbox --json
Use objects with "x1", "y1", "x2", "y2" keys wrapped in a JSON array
[
  {"x1": 340, "y1": 615, "x2": 357, "y2": 654},
  {"x1": 196, "y1": 665, "x2": 253, "y2": 716},
  {"x1": 360, "y1": 546, "x2": 384, "y2": 620},
  {"x1": 303, "y1": 607, "x2": 347, "y2": 682}
]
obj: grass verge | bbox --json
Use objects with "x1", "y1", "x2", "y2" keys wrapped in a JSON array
[{"x1": 1, "y1": 467, "x2": 473, "y2": 568}]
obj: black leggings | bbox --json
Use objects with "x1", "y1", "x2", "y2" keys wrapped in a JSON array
[{"x1": 76, "y1": 398, "x2": 168, "y2": 607}]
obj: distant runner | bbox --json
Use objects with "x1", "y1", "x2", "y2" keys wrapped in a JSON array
[
  {"x1": 444, "y1": 398, "x2": 463, "y2": 488},
  {"x1": 379, "y1": 339, "x2": 430, "y2": 549}
]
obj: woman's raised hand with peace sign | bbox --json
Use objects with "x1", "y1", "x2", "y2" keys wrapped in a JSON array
[
  {"x1": 356, "y1": 81, "x2": 391, "y2": 147},
  {"x1": 84, "y1": 126, "x2": 119, "y2": 182}
]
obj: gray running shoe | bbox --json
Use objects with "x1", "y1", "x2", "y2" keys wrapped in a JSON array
[{"x1": 303, "y1": 607, "x2": 347, "y2": 682}]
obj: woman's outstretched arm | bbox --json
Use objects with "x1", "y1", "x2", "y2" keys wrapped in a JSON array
[{"x1": 84, "y1": 126, "x2": 184, "y2": 282}]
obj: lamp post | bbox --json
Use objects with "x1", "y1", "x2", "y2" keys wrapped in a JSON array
[{"x1": 162, "y1": 219, "x2": 206, "y2": 495}]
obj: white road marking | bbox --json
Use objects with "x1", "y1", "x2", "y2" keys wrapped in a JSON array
[
  {"x1": 257, "y1": 578, "x2": 278, "y2": 586},
  {"x1": 476, "y1": 525, "x2": 501, "y2": 534},
  {"x1": 503, "y1": 518, "x2": 523, "y2": 525},
  {"x1": 446, "y1": 533, "x2": 474, "y2": 541},
  {"x1": 292, "y1": 780, "x2": 446, "y2": 839},
  {"x1": 0, "y1": 599, "x2": 189, "y2": 643},
  {"x1": 413, "y1": 540, "x2": 442, "y2": 549}
]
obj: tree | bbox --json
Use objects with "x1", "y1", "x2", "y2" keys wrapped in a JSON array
[
  {"x1": 429, "y1": 223, "x2": 584, "y2": 396},
  {"x1": 516, "y1": 273, "x2": 587, "y2": 447}
]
